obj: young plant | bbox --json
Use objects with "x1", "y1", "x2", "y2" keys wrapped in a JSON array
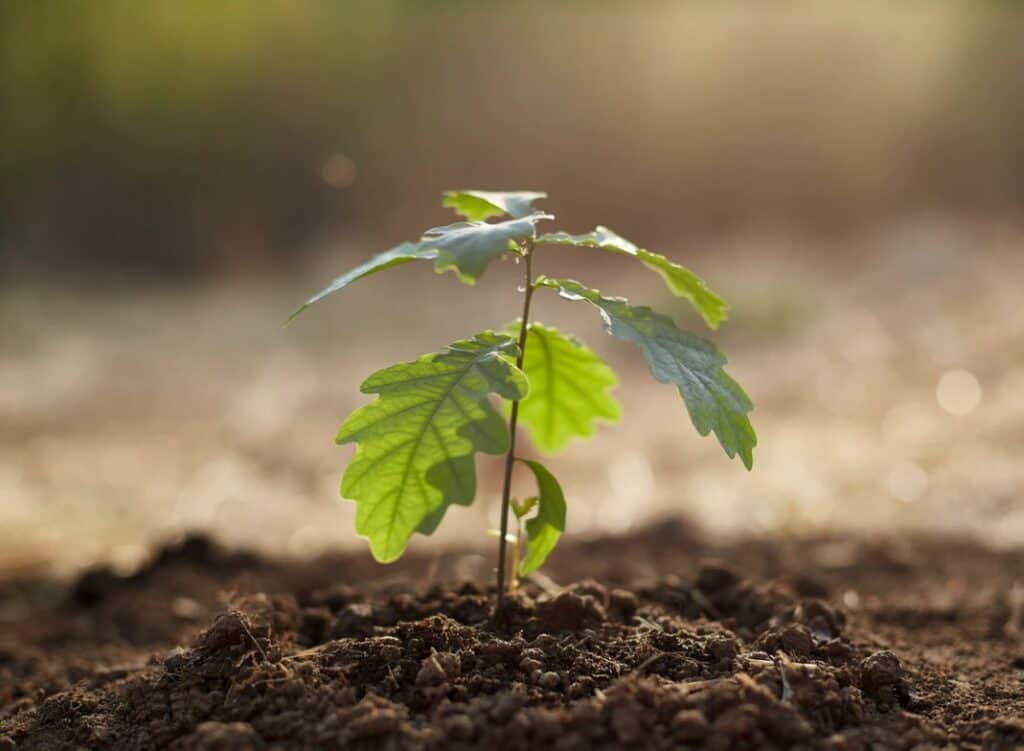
[{"x1": 289, "y1": 190, "x2": 756, "y2": 608}]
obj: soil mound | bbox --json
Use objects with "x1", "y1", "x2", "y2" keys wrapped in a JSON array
[{"x1": 2, "y1": 522, "x2": 1022, "y2": 749}]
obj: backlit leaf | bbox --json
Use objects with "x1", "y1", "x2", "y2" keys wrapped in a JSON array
[
  {"x1": 422, "y1": 212, "x2": 552, "y2": 284},
  {"x1": 512, "y1": 322, "x2": 621, "y2": 453},
  {"x1": 536, "y1": 226, "x2": 728, "y2": 328},
  {"x1": 517, "y1": 459, "x2": 566, "y2": 576},
  {"x1": 288, "y1": 212, "x2": 553, "y2": 321},
  {"x1": 443, "y1": 190, "x2": 548, "y2": 222},
  {"x1": 287, "y1": 242, "x2": 436, "y2": 323},
  {"x1": 539, "y1": 278, "x2": 756, "y2": 468},
  {"x1": 337, "y1": 332, "x2": 528, "y2": 562}
]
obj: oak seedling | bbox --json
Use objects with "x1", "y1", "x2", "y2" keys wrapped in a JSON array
[{"x1": 289, "y1": 190, "x2": 756, "y2": 610}]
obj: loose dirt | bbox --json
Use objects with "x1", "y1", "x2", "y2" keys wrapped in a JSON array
[{"x1": 2, "y1": 521, "x2": 1022, "y2": 749}]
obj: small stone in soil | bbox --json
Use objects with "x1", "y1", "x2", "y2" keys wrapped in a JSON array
[
  {"x1": 860, "y1": 649, "x2": 910, "y2": 707},
  {"x1": 696, "y1": 560, "x2": 741, "y2": 593},
  {"x1": 756, "y1": 623, "x2": 815, "y2": 658},
  {"x1": 672, "y1": 709, "x2": 710, "y2": 742},
  {"x1": 537, "y1": 671, "x2": 561, "y2": 689},
  {"x1": 184, "y1": 721, "x2": 264, "y2": 750},
  {"x1": 415, "y1": 652, "x2": 461, "y2": 688},
  {"x1": 535, "y1": 591, "x2": 606, "y2": 632},
  {"x1": 609, "y1": 588, "x2": 639, "y2": 619}
]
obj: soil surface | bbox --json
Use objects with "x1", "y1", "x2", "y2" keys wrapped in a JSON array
[{"x1": 2, "y1": 520, "x2": 1023, "y2": 750}]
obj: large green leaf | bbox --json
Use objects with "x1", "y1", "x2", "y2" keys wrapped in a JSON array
[
  {"x1": 517, "y1": 459, "x2": 566, "y2": 576},
  {"x1": 422, "y1": 212, "x2": 552, "y2": 284},
  {"x1": 536, "y1": 227, "x2": 728, "y2": 329},
  {"x1": 443, "y1": 190, "x2": 548, "y2": 222},
  {"x1": 287, "y1": 242, "x2": 436, "y2": 323},
  {"x1": 512, "y1": 322, "x2": 621, "y2": 453},
  {"x1": 538, "y1": 278, "x2": 756, "y2": 469},
  {"x1": 337, "y1": 332, "x2": 528, "y2": 562}
]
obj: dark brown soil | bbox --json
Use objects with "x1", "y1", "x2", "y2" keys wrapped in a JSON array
[{"x1": 2, "y1": 520, "x2": 1023, "y2": 750}]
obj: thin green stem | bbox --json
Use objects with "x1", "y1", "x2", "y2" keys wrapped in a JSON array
[{"x1": 495, "y1": 240, "x2": 535, "y2": 615}]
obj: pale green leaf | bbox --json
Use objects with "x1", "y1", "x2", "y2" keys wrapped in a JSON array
[
  {"x1": 337, "y1": 332, "x2": 528, "y2": 562},
  {"x1": 287, "y1": 242, "x2": 436, "y2": 323},
  {"x1": 443, "y1": 190, "x2": 548, "y2": 222},
  {"x1": 511, "y1": 495, "x2": 538, "y2": 519},
  {"x1": 539, "y1": 278, "x2": 756, "y2": 468},
  {"x1": 536, "y1": 226, "x2": 728, "y2": 329},
  {"x1": 517, "y1": 459, "x2": 566, "y2": 576},
  {"x1": 512, "y1": 322, "x2": 621, "y2": 453},
  {"x1": 422, "y1": 212, "x2": 552, "y2": 284}
]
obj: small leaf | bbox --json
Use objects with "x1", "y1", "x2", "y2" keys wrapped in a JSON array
[
  {"x1": 287, "y1": 242, "x2": 436, "y2": 323},
  {"x1": 536, "y1": 227, "x2": 728, "y2": 328},
  {"x1": 337, "y1": 332, "x2": 528, "y2": 562},
  {"x1": 539, "y1": 278, "x2": 756, "y2": 468},
  {"x1": 512, "y1": 322, "x2": 621, "y2": 453},
  {"x1": 512, "y1": 496, "x2": 538, "y2": 519},
  {"x1": 443, "y1": 190, "x2": 548, "y2": 222},
  {"x1": 422, "y1": 213, "x2": 552, "y2": 284},
  {"x1": 517, "y1": 459, "x2": 566, "y2": 576}
]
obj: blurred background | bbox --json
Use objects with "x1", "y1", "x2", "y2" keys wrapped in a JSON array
[{"x1": 2, "y1": 1, "x2": 1022, "y2": 576}]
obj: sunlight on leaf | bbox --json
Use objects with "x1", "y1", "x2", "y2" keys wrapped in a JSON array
[
  {"x1": 511, "y1": 322, "x2": 621, "y2": 453},
  {"x1": 517, "y1": 459, "x2": 566, "y2": 576},
  {"x1": 423, "y1": 213, "x2": 552, "y2": 284},
  {"x1": 288, "y1": 211, "x2": 552, "y2": 321},
  {"x1": 443, "y1": 190, "x2": 548, "y2": 222},
  {"x1": 539, "y1": 278, "x2": 756, "y2": 468},
  {"x1": 536, "y1": 227, "x2": 728, "y2": 328},
  {"x1": 287, "y1": 242, "x2": 436, "y2": 323},
  {"x1": 337, "y1": 332, "x2": 528, "y2": 562}
]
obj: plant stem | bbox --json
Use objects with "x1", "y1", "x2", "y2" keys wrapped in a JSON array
[
  {"x1": 495, "y1": 241, "x2": 535, "y2": 614},
  {"x1": 511, "y1": 521, "x2": 521, "y2": 591}
]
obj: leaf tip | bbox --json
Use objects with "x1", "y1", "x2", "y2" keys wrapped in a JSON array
[
  {"x1": 282, "y1": 305, "x2": 306, "y2": 328},
  {"x1": 705, "y1": 303, "x2": 730, "y2": 330},
  {"x1": 368, "y1": 545, "x2": 403, "y2": 564}
]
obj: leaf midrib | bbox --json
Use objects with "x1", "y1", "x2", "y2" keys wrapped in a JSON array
[{"x1": 382, "y1": 351, "x2": 497, "y2": 555}]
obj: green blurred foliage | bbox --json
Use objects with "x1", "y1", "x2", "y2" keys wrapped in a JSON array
[
  {"x1": 1, "y1": 1, "x2": 1022, "y2": 276},
  {"x1": 1, "y1": 0, "x2": 403, "y2": 273}
]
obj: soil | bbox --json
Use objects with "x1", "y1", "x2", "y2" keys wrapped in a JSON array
[{"x1": 1, "y1": 520, "x2": 1022, "y2": 750}]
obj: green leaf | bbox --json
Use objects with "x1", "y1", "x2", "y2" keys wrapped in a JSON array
[
  {"x1": 536, "y1": 226, "x2": 728, "y2": 329},
  {"x1": 512, "y1": 322, "x2": 621, "y2": 453},
  {"x1": 287, "y1": 242, "x2": 436, "y2": 323},
  {"x1": 511, "y1": 496, "x2": 538, "y2": 519},
  {"x1": 337, "y1": 332, "x2": 528, "y2": 562},
  {"x1": 412, "y1": 455, "x2": 477, "y2": 538},
  {"x1": 517, "y1": 459, "x2": 566, "y2": 576},
  {"x1": 288, "y1": 212, "x2": 552, "y2": 322},
  {"x1": 538, "y1": 278, "x2": 756, "y2": 469},
  {"x1": 422, "y1": 212, "x2": 552, "y2": 284},
  {"x1": 443, "y1": 190, "x2": 548, "y2": 222}
]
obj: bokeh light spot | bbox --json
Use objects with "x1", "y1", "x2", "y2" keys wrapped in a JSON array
[
  {"x1": 885, "y1": 461, "x2": 929, "y2": 504},
  {"x1": 321, "y1": 153, "x2": 357, "y2": 189},
  {"x1": 936, "y1": 369, "x2": 982, "y2": 416}
]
